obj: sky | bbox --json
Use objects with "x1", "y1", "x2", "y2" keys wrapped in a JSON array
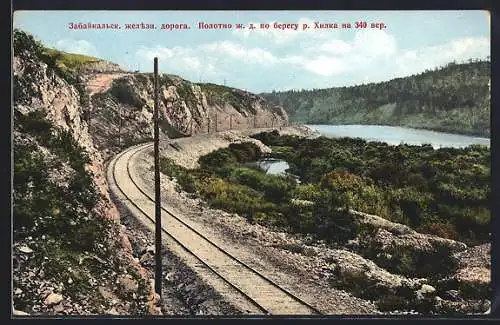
[{"x1": 13, "y1": 10, "x2": 490, "y2": 93}]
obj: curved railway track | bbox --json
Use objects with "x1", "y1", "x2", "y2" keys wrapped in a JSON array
[{"x1": 108, "y1": 143, "x2": 323, "y2": 315}]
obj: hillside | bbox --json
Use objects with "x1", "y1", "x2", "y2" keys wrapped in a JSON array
[
  {"x1": 261, "y1": 60, "x2": 490, "y2": 137},
  {"x1": 12, "y1": 29, "x2": 287, "y2": 315},
  {"x1": 87, "y1": 70, "x2": 288, "y2": 161},
  {"x1": 13, "y1": 29, "x2": 159, "y2": 315},
  {"x1": 42, "y1": 47, "x2": 125, "y2": 74}
]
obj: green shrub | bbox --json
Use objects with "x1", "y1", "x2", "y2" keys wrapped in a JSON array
[
  {"x1": 227, "y1": 167, "x2": 296, "y2": 203},
  {"x1": 198, "y1": 148, "x2": 237, "y2": 169},
  {"x1": 14, "y1": 112, "x2": 103, "y2": 251},
  {"x1": 17, "y1": 110, "x2": 52, "y2": 139},
  {"x1": 197, "y1": 177, "x2": 275, "y2": 219},
  {"x1": 228, "y1": 142, "x2": 263, "y2": 162},
  {"x1": 418, "y1": 221, "x2": 459, "y2": 240},
  {"x1": 293, "y1": 183, "x2": 322, "y2": 202},
  {"x1": 13, "y1": 29, "x2": 44, "y2": 57},
  {"x1": 160, "y1": 157, "x2": 197, "y2": 192}
]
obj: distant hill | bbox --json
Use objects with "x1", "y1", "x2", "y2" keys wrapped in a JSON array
[{"x1": 262, "y1": 60, "x2": 490, "y2": 137}]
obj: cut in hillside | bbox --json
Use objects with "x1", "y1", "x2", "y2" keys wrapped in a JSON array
[
  {"x1": 88, "y1": 71, "x2": 288, "y2": 160},
  {"x1": 12, "y1": 28, "x2": 289, "y2": 315}
]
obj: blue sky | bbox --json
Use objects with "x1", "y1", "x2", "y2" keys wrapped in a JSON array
[{"x1": 13, "y1": 10, "x2": 490, "y2": 93}]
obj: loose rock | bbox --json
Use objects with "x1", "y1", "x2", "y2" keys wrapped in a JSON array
[
  {"x1": 19, "y1": 246, "x2": 34, "y2": 254},
  {"x1": 44, "y1": 293, "x2": 63, "y2": 306}
]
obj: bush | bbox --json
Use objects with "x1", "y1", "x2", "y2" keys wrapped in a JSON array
[
  {"x1": 293, "y1": 183, "x2": 322, "y2": 202},
  {"x1": 315, "y1": 206, "x2": 360, "y2": 244},
  {"x1": 160, "y1": 157, "x2": 197, "y2": 192},
  {"x1": 419, "y1": 221, "x2": 459, "y2": 240},
  {"x1": 199, "y1": 142, "x2": 263, "y2": 170},
  {"x1": 319, "y1": 170, "x2": 387, "y2": 216},
  {"x1": 227, "y1": 167, "x2": 296, "y2": 203},
  {"x1": 198, "y1": 148, "x2": 237, "y2": 169},
  {"x1": 14, "y1": 112, "x2": 103, "y2": 251},
  {"x1": 197, "y1": 177, "x2": 275, "y2": 218},
  {"x1": 228, "y1": 142, "x2": 263, "y2": 162},
  {"x1": 388, "y1": 187, "x2": 433, "y2": 226},
  {"x1": 253, "y1": 211, "x2": 289, "y2": 228},
  {"x1": 17, "y1": 110, "x2": 52, "y2": 139},
  {"x1": 13, "y1": 29, "x2": 44, "y2": 58}
]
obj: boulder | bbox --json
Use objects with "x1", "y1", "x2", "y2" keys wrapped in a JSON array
[
  {"x1": 44, "y1": 293, "x2": 63, "y2": 306},
  {"x1": 358, "y1": 227, "x2": 466, "y2": 278},
  {"x1": 19, "y1": 246, "x2": 34, "y2": 254},
  {"x1": 106, "y1": 307, "x2": 120, "y2": 315},
  {"x1": 139, "y1": 251, "x2": 154, "y2": 265},
  {"x1": 323, "y1": 248, "x2": 425, "y2": 301},
  {"x1": 419, "y1": 284, "x2": 436, "y2": 295},
  {"x1": 53, "y1": 303, "x2": 65, "y2": 313}
]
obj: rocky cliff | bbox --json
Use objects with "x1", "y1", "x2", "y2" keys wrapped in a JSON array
[
  {"x1": 80, "y1": 60, "x2": 126, "y2": 74},
  {"x1": 13, "y1": 30, "x2": 159, "y2": 315},
  {"x1": 88, "y1": 73, "x2": 288, "y2": 160},
  {"x1": 12, "y1": 29, "x2": 288, "y2": 315}
]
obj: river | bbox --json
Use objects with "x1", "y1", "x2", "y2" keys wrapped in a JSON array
[
  {"x1": 256, "y1": 124, "x2": 490, "y2": 176},
  {"x1": 305, "y1": 124, "x2": 490, "y2": 149}
]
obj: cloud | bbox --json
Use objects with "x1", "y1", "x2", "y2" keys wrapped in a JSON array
[
  {"x1": 282, "y1": 55, "x2": 347, "y2": 77},
  {"x1": 136, "y1": 45, "x2": 212, "y2": 76},
  {"x1": 302, "y1": 56, "x2": 347, "y2": 76},
  {"x1": 283, "y1": 29, "x2": 397, "y2": 77},
  {"x1": 353, "y1": 29, "x2": 397, "y2": 58},
  {"x1": 318, "y1": 39, "x2": 352, "y2": 55},
  {"x1": 394, "y1": 36, "x2": 490, "y2": 76},
  {"x1": 134, "y1": 32, "x2": 490, "y2": 92},
  {"x1": 201, "y1": 41, "x2": 277, "y2": 64},
  {"x1": 135, "y1": 41, "x2": 278, "y2": 82},
  {"x1": 280, "y1": 32, "x2": 488, "y2": 81},
  {"x1": 55, "y1": 39, "x2": 99, "y2": 57}
]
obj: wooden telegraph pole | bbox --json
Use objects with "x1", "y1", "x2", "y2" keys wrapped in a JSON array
[
  {"x1": 118, "y1": 105, "x2": 122, "y2": 148},
  {"x1": 215, "y1": 111, "x2": 218, "y2": 132},
  {"x1": 153, "y1": 57, "x2": 162, "y2": 299}
]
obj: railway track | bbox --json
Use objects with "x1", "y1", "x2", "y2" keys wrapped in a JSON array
[{"x1": 108, "y1": 143, "x2": 323, "y2": 315}]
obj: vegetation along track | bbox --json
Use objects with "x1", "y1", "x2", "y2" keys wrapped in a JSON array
[{"x1": 108, "y1": 143, "x2": 323, "y2": 315}]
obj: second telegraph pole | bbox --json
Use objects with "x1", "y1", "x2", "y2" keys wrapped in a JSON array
[{"x1": 153, "y1": 57, "x2": 162, "y2": 299}]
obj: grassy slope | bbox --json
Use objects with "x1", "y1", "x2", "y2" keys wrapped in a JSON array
[{"x1": 41, "y1": 48, "x2": 102, "y2": 73}]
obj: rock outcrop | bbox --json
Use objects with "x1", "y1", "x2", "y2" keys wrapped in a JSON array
[
  {"x1": 12, "y1": 29, "x2": 289, "y2": 316},
  {"x1": 13, "y1": 30, "x2": 159, "y2": 315},
  {"x1": 339, "y1": 209, "x2": 490, "y2": 313},
  {"x1": 79, "y1": 60, "x2": 126, "y2": 74},
  {"x1": 89, "y1": 74, "x2": 288, "y2": 160}
]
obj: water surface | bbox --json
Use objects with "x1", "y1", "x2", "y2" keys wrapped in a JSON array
[
  {"x1": 306, "y1": 124, "x2": 490, "y2": 148},
  {"x1": 255, "y1": 158, "x2": 290, "y2": 175}
]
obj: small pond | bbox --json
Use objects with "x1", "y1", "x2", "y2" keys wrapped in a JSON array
[{"x1": 255, "y1": 158, "x2": 290, "y2": 175}]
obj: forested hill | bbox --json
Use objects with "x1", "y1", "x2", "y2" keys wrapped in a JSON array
[{"x1": 261, "y1": 60, "x2": 491, "y2": 137}]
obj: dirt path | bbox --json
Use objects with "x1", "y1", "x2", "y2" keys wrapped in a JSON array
[{"x1": 85, "y1": 73, "x2": 129, "y2": 96}]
